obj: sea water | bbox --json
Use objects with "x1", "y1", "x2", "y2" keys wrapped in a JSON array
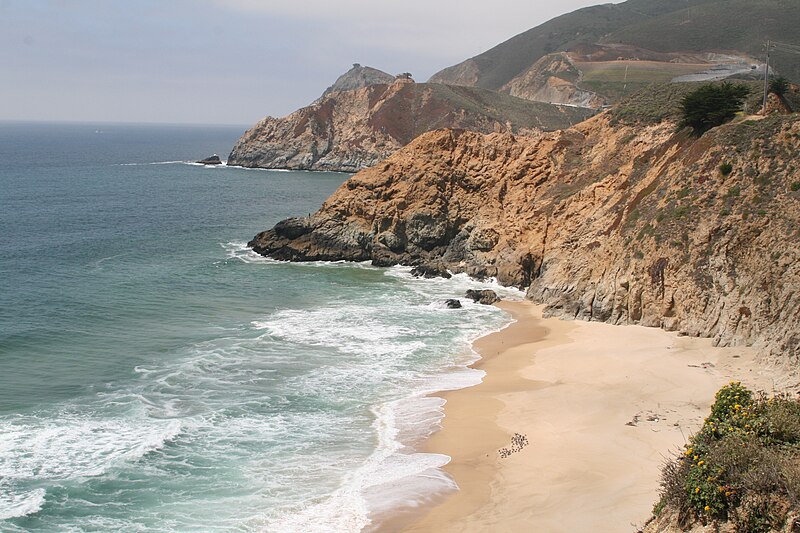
[{"x1": 0, "y1": 122, "x2": 520, "y2": 532}]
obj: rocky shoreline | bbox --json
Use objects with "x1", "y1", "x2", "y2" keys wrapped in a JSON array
[{"x1": 249, "y1": 110, "x2": 800, "y2": 361}]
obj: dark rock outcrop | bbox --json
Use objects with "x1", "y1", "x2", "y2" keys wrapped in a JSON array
[
  {"x1": 465, "y1": 290, "x2": 501, "y2": 305},
  {"x1": 411, "y1": 264, "x2": 452, "y2": 279},
  {"x1": 445, "y1": 299, "x2": 463, "y2": 309},
  {"x1": 196, "y1": 154, "x2": 222, "y2": 165}
]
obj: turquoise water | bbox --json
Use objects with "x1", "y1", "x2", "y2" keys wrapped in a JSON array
[{"x1": 0, "y1": 122, "x2": 517, "y2": 531}]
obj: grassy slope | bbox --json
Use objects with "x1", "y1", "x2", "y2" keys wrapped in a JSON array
[
  {"x1": 604, "y1": 0, "x2": 800, "y2": 81},
  {"x1": 430, "y1": 0, "x2": 799, "y2": 92},
  {"x1": 609, "y1": 80, "x2": 765, "y2": 124},
  {"x1": 418, "y1": 84, "x2": 595, "y2": 133},
  {"x1": 429, "y1": 0, "x2": 718, "y2": 89},
  {"x1": 358, "y1": 82, "x2": 596, "y2": 146}
]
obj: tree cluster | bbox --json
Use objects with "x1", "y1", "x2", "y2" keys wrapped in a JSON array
[{"x1": 680, "y1": 83, "x2": 750, "y2": 135}]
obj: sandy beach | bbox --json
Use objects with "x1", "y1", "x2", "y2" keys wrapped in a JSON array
[{"x1": 401, "y1": 300, "x2": 793, "y2": 533}]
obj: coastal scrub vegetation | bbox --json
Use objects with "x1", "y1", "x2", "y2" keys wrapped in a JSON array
[
  {"x1": 653, "y1": 383, "x2": 800, "y2": 531},
  {"x1": 609, "y1": 81, "x2": 762, "y2": 126},
  {"x1": 680, "y1": 83, "x2": 751, "y2": 135}
]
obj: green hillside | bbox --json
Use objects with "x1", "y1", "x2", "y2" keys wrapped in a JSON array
[
  {"x1": 604, "y1": 0, "x2": 800, "y2": 81},
  {"x1": 429, "y1": 0, "x2": 800, "y2": 90}
]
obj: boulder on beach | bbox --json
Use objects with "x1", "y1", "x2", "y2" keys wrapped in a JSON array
[
  {"x1": 197, "y1": 154, "x2": 222, "y2": 165},
  {"x1": 465, "y1": 289, "x2": 500, "y2": 305}
]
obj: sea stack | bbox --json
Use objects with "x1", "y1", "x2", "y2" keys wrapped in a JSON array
[{"x1": 196, "y1": 154, "x2": 222, "y2": 165}]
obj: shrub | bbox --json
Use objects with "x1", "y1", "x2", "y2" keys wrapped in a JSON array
[
  {"x1": 770, "y1": 77, "x2": 790, "y2": 97},
  {"x1": 791, "y1": 182, "x2": 800, "y2": 192},
  {"x1": 680, "y1": 83, "x2": 751, "y2": 134},
  {"x1": 720, "y1": 162, "x2": 734, "y2": 176},
  {"x1": 653, "y1": 384, "x2": 800, "y2": 529}
]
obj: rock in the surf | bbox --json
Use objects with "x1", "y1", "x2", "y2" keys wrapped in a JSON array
[
  {"x1": 197, "y1": 154, "x2": 222, "y2": 165},
  {"x1": 465, "y1": 289, "x2": 500, "y2": 305}
]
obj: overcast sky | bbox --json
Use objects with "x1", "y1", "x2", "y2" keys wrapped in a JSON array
[{"x1": 0, "y1": 0, "x2": 617, "y2": 125}]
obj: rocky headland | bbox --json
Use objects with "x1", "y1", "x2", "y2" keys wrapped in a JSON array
[
  {"x1": 227, "y1": 76, "x2": 593, "y2": 172},
  {"x1": 249, "y1": 87, "x2": 800, "y2": 361}
]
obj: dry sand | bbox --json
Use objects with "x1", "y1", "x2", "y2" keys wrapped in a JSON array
[{"x1": 400, "y1": 300, "x2": 793, "y2": 533}]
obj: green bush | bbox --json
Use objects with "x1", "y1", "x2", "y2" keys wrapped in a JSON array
[
  {"x1": 680, "y1": 83, "x2": 751, "y2": 134},
  {"x1": 791, "y1": 182, "x2": 800, "y2": 192},
  {"x1": 654, "y1": 383, "x2": 800, "y2": 528},
  {"x1": 720, "y1": 162, "x2": 734, "y2": 176}
]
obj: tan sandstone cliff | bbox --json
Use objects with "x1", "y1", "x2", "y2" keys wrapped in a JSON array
[{"x1": 249, "y1": 105, "x2": 800, "y2": 360}]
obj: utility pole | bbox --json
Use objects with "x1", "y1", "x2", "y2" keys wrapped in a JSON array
[{"x1": 763, "y1": 40, "x2": 771, "y2": 115}]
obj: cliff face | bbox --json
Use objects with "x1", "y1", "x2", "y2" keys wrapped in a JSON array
[
  {"x1": 249, "y1": 112, "x2": 800, "y2": 360},
  {"x1": 227, "y1": 80, "x2": 593, "y2": 172}
]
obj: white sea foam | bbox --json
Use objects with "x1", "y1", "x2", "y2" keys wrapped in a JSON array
[
  {"x1": 254, "y1": 395, "x2": 461, "y2": 533},
  {"x1": 224, "y1": 165, "x2": 294, "y2": 172},
  {"x1": 0, "y1": 239, "x2": 516, "y2": 530},
  {"x1": 243, "y1": 270, "x2": 507, "y2": 531},
  {"x1": 118, "y1": 160, "x2": 185, "y2": 166},
  {"x1": 0, "y1": 415, "x2": 181, "y2": 480},
  {"x1": 118, "y1": 160, "x2": 230, "y2": 167},
  {"x1": 217, "y1": 237, "x2": 525, "y2": 531},
  {"x1": 383, "y1": 265, "x2": 526, "y2": 301},
  {"x1": 0, "y1": 488, "x2": 46, "y2": 520}
]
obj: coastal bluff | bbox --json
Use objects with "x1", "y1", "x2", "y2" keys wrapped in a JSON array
[
  {"x1": 227, "y1": 69, "x2": 593, "y2": 172},
  {"x1": 249, "y1": 107, "x2": 800, "y2": 362}
]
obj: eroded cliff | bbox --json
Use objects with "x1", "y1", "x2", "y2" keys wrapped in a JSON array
[
  {"x1": 249, "y1": 106, "x2": 800, "y2": 360},
  {"x1": 227, "y1": 80, "x2": 593, "y2": 172}
]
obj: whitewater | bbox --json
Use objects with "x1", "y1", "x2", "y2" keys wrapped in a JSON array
[{"x1": 0, "y1": 121, "x2": 520, "y2": 531}]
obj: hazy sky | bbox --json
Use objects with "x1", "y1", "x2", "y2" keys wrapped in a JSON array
[{"x1": 0, "y1": 0, "x2": 616, "y2": 125}]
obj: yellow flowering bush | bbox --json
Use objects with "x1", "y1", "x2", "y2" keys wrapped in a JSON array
[{"x1": 655, "y1": 383, "x2": 800, "y2": 531}]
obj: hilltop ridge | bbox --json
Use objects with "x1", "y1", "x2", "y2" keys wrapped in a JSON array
[
  {"x1": 430, "y1": 0, "x2": 800, "y2": 106},
  {"x1": 317, "y1": 64, "x2": 395, "y2": 100}
]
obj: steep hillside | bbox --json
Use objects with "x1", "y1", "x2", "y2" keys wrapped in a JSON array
[
  {"x1": 227, "y1": 80, "x2": 593, "y2": 172},
  {"x1": 248, "y1": 94, "x2": 800, "y2": 360},
  {"x1": 429, "y1": 0, "x2": 716, "y2": 89},
  {"x1": 430, "y1": 0, "x2": 799, "y2": 103}
]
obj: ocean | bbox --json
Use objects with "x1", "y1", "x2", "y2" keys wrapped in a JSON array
[{"x1": 0, "y1": 122, "x2": 519, "y2": 532}]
